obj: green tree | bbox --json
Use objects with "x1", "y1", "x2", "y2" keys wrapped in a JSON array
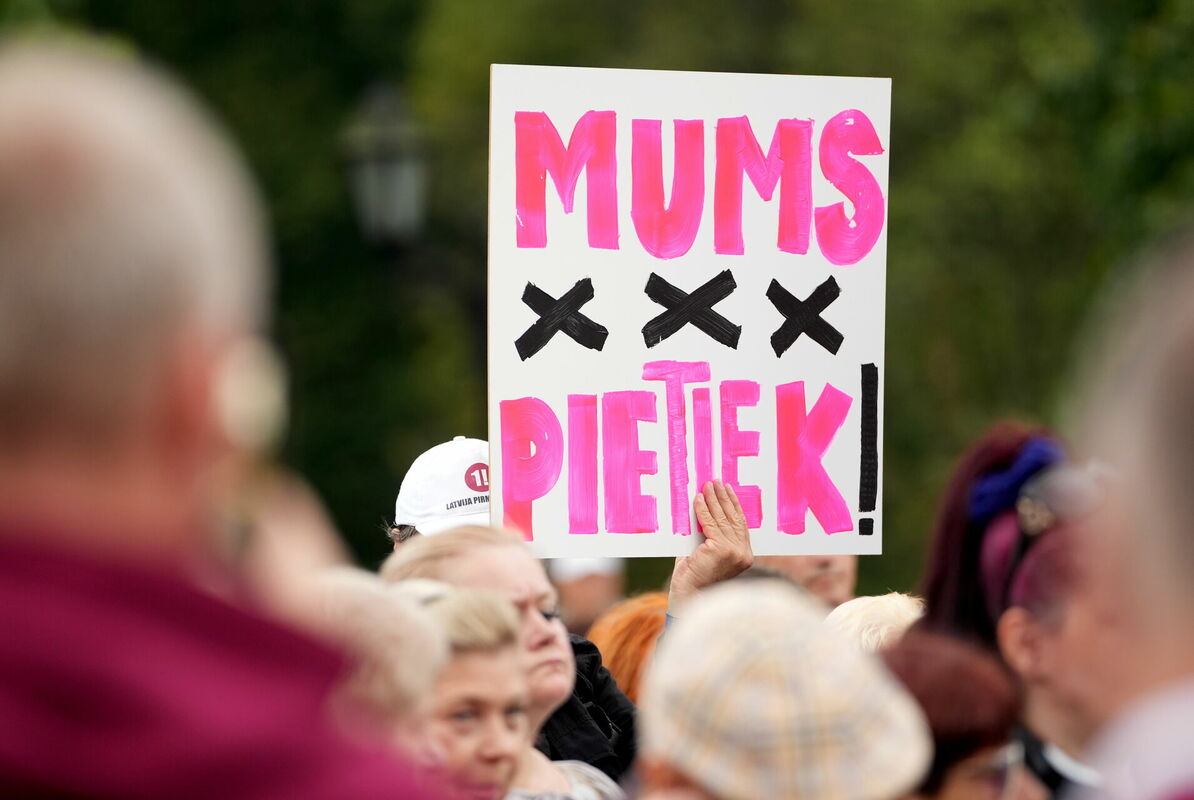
[{"x1": 5, "y1": 0, "x2": 1194, "y2": 593}]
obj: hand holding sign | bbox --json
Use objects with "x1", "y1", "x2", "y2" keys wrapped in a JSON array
[{"x1": 668, "y1": 480, "x2": 753, "y2": 611}]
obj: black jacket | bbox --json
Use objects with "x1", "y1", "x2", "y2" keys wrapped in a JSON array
[{"x1": 535, "y1": 635, "x2": 637, "y2": 781}]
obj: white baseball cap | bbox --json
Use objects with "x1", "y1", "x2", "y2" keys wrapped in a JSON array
[
  {"x1": 547, "y1": 558, "x2": 626, "y2": 582},
  {"x1": 394, "y1": 436, "x2": 491, "y2": 536}
]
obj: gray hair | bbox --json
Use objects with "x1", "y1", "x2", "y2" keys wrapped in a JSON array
[
  {"x1": 824, "y1": 592, "x2": 924, "y2": 653},
  {"x1": 1070, "y1": 225, "x2": 1194, "y2": 615},
  {"x1": 0, "y1": 39, "x2": 267, "y2": 437},
  {"x1": 315, "y1": 568, "x2": 448, "y2": 722}
]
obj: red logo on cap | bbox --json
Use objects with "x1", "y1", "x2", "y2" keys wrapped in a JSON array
[{"x1": 464, "y1": 463, "x2": 489, "y2": 492}]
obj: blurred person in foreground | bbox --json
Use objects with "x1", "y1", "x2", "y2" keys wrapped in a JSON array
[
  {"x1": 585, "y1": 591, "x2": 668, "y2": 704},
  {"x1": 382, "y1": 480, "x2": 752, "y2": 786},
  {"x1": 752, "y1": 553, "x2": 857, "y2": 608},
  {"x1": 0, "y1": 40, "x2": 432, "y2": 798},
  {"x1": 637, "y1": 580, "x2": 931, "y2": 800},
  {"x1": 1068, "y1": 227, "x2": 1194, "y2": 800},
  {"x1": 883, "y1": 630, "x2": 1044, "y2": 800},
  {"x1": 824, "y1": 591, "x2": 924, "y2": 652},
  {"x1": 547, "y1": 557, "x2": 626, "y2": 636},
  {"x1": 917, "y1": 423, "x2": 1112, "y2": 797}
]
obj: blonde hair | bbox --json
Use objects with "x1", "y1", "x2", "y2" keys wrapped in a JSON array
[
  {"x1": 391, "y1": 579, "x2": 520, "y2": 655},
  {"x1": 823, "y1": 592, "x2": 924, "y2": 653},
  {"x1": 379, "y1": 525, "x2": 525, "y2": 584},
  {"x1": 315, "y1": 568, "x2": 447, "y2": 722}
]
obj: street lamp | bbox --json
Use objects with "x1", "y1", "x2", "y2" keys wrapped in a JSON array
[{"x1": 343, "y1": 85, "x2": 427, "y2": 248}]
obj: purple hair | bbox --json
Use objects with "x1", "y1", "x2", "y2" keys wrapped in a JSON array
[{"x1": 919, "y1": 422, "x2": 1072, "y2": 650}]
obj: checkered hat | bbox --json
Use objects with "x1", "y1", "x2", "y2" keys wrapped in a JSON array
[{"x1": 641, "y1": 581, "x2": 931, "y2": 800}]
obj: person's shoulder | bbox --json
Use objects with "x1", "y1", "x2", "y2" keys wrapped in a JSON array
[
  {"x1": 570, "y1": 634, "x2": 604, "y2": 672},
  {"x1": 569, "y1": 634, "x2": 619, "y2": 699},
  {"x1": 556, "y1": 759, "x2": 621, "y2": 787},
  {"x1": 556, "y1": 760, "x2": 626, "y2": 800},
  {"x1": 507, "y1": 761, "x2": 626, "y2": 800}
]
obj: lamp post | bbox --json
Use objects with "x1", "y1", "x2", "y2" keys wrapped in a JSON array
[{"x1": 343, "y1": 85, "x2": 427, "y2": 250}]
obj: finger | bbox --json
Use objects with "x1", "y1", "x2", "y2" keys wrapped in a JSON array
[
  {"x1": 711, "y1": 477, "x2": 730, "y2": 508},
  {"x1": 703, "y1": 481, "x2": 730, "y2": 530},
  {"x1": 725, "y1": 481, "x2": 745, "y2": 519},
  {"x1": 693, "y1": 490, "x2": 716, "y2": 535},
  {"x1": 713, "y1": 479, "x2": 734, "y2": 515}
]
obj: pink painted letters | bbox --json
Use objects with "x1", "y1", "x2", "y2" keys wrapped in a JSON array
[
  {"x1": 567, "y1": 394, "x2": 599, "y2": 534},
  {"x1": 631, "y1": 119, "x2": 705, "y2": 259},
  {"x1": 515, "y1": 110, "x2": 618, "y2": 249},
  {"x1": 692, "y1": 387, "x2": 713, "y2": 493},
  {"x1": 642, "y1": 360, "x2": 711, "y2": 535},
  {"x1": 814, "y1": 109, "x2": 886, "y2": 266},
  {"x1": 775, "y1": 381, "x2": 854, "y2": 534},
  {"x1": 719, "y1": 380, "x2": 763, "y2": 527},
  {"x1": 602, "y1": 391, "x2": 659, "y2": 533},
  {"x1": 500, "y1": 397, "x2": 564, "y2": 540},
  {"x1": 714, "y1": 116, "x2": 813, "y2": 256}
]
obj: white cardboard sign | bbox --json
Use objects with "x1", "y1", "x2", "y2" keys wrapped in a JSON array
[{"x1": 487, "y1": 64, "x2": 890, "y2": 558}]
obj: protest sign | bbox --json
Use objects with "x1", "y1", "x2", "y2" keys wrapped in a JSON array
[{"x1": 488, "y1": 64, "x2": 890, "y2": 558}]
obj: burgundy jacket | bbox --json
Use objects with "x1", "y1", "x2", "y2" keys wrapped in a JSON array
[{"x1": 0, "y1": 531, "x2": 438, "y2": 799}]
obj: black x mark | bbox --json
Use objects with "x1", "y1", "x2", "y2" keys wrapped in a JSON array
[
  {"x1": 766, "y1": 276, "x2": 844, "y2": 356},
  {"x1": 515, "y1": 278, "x2": 608, "y2": 361},
  {"x1": 642, "y1": 270, "x2": 741, "y2": 349}
]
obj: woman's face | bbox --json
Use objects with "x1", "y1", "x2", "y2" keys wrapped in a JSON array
[
  {"x1": 427, "y1": 647, "x2": 530, "y2": 800},
  {"x1": 446, "y1": 545, "x2": 577, "y2": 721}
]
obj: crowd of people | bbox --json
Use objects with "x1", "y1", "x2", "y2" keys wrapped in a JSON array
[{"x1": 4, "y1": 36, "x2": 1194, "y2": 800}]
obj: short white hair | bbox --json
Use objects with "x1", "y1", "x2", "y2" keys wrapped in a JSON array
[
  {"x1": 315, "y1": 568, "x2": 448, "y2": 722},
  {"x1": 1070, "y1": 226, "x2": 1194, "y2": 619},
  {"x1": 824, "y1": 592, "x2": 924, "y2": 653},
  {"x1": 0, "y1": 39, "x2": 266, "y2": 434}
]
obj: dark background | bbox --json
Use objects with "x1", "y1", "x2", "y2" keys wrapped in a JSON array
[{"x1": 8, "y1": 0, "x2": 1194, "y2": 594}]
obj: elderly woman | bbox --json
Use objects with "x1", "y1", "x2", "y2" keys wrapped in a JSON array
[
  {"x1": 383, "y1": 526, "x2": 623, "y2": 800},
  {"x1": 382, "y1": 481, "x2": 749, "y2": 798},
  {"x1": 319, "y1": 570, "x2": 534, "y2": 800},
  {"x1": 395, "y1": 581, "x2": 535, "y2": 800}
]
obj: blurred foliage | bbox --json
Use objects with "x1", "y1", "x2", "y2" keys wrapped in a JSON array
[{"x1": 4, "y1": 0, "x2": 1194, "y2": 593}]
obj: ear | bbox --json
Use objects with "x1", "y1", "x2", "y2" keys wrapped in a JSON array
[
  {"x1": 997, "y1": 606, "x2": 1043, "y2": 680},
  {"x1": 153, "y1": 330, "x2": 226, "y2": 474}
]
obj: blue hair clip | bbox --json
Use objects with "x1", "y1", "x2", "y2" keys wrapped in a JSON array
[{"x1": 967, "y1": 437, "x2": 1063, "y2": 526}]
